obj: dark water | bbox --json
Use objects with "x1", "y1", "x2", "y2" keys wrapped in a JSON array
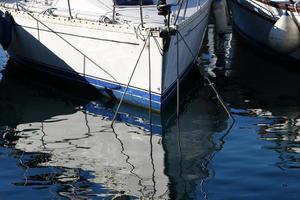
[{"x1": 1, "y1": 24, "x2": 300, "y2": 200}]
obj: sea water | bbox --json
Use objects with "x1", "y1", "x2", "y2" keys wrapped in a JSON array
[{"x1": 0, "y1": 24, "x2": 300, "y2": 199}]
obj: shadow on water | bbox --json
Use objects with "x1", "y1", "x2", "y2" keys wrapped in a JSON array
[{"x1": 0, "y1": 37, "x2": 231, "y2": 200}]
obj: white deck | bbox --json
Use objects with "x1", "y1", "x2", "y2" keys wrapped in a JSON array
[{"x1": 1, "y1": 0, "x2": 210, "y2": 28}]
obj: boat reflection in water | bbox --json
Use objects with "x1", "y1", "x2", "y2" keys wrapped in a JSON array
[
  {"x1": 210, "y1": 16, "x2": 300, "y2": 184},
  {"x1": 226, "y1": 34, "x2": 300, "y2": 172},
  {"x1": 3, "y1": 20, "x2": 300, "y2": 199},
  {"x1": 0, "y1": 54, "x2": 229, "y2": 199}
]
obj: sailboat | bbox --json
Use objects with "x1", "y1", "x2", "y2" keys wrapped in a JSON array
[{"x1": 0, "y1": 0, "x2": 212, "y2": 111}]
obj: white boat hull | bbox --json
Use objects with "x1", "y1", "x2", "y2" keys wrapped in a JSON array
[
  {"x1": 228, "y1": 0, "x2": 300, "y2": 63},
  {"x1": 0, "y1": 1, "x2": 212, "y2": 111}
]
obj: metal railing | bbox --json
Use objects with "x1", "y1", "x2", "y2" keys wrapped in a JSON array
[{"x1": 11, "y1": 0, "x2": 203, "y2": 27}]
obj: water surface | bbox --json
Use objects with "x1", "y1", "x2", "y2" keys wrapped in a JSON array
[{"x1": 1, "y1": 25, "x2": 300, "y2": 199}]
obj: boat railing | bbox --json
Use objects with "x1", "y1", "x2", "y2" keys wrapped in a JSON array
[{"x1": 5, "y1": 0, "x2": 203, "y2": 28}]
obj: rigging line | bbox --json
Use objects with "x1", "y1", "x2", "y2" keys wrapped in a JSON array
[
  {"x1": 174, "y1": 0, "x2": 186, "y2": 25},
  {"x1": 113, "y1": 0, "x2": 116, "y2": 22},
  {"x1": 96, "y1": 0, "x2": 114, "y2": 11},
  {"x1": 110, "y1": 125, "x2": 146, "y2": 197},
  {"x1": 150, "y1": 131, "x2": 157, "y2": 199},
  {"x1": 111, "y1": 32, "x2": 151, "y2": 126},
  {"x1": 176, "y1": 32, "x2": 180, "y2": 119},
  {"x1": 182, "y1": 0, "x2": 189, "y2": 20},
  {"x1": 67, "y1": 0, "x2": 72, "y2": 18},
  {"x1": 177, "y1": 31, "x2": 235, "y2": 122},
  {"x1": 177, "y1": 31, "x2": 197, "y2": 63},
  {"x1": 40, "y1": 122, "x2": 59, "y2": 198},
  {"x1": 16, "y1": 0, "x2": 20, "y2": 10},
  {"x1": 148, "y1": 36, "x2": 152, "y2": 127},
  {"x1": 199, "y1": 119, "x2": 235, "y2": 198},
  {"x1": 176, "y1": 93, "x2": 188, "y2": 195},
  {"x1": 134, "y1": 23, "x2": 146, "y2": 41},
  {"x1": 18, "y1": 151, "x2": 28, "y2": 186},
  {"x1": 41, "y1": 122, "x2": 46, "y2": 150},
  {"x1": 148, "y1": 36, "x2": 157, "y2": 199},
  {"x1": 153, "y1": 36, "x2": 163, "y2": 55},
  {"x1": 205, "y1": 77, "x2": 235, "y2": 122},
  {"x1": 18, "y1": 5, "x2": 119, "y2": 83},
  {"x1": 175, "y1": 31, "x2": 187, "y2": 195},
  {"x1": 139, "y1": 0, "x2": 144, "y2": 27},
  {"x1": 84, "y1": 110, "x2": 92, "y2": 136},
  {"x1": 196, "y1": 0, "x2": 201, "y2": 10},
  {"x1": 216, "y1": 119, "x2": 235, "y2": 152},
  {"x1": 200, "y1": 178, "x2": 208, "y2": 200}
]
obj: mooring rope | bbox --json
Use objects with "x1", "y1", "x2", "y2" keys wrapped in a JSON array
[
  {"x1": 147, "y1": 35, "x2": 157, "y2": 198},
  {"x1": 110, "y1": 124, "x2": 147, "y2": 197},
  {"x1": 174, "y1": 0, "x2": 186, "y2": 25},
  {"x1": 205, "y1": 77, "x2": 235, "y2": 121},
  {"x1": 177, "y1": 30, "x2": 235, "y2": 122},
  {"x1": 111, "y1": 32, "x2": 151, "y2": 126},
  {"x1": 182, "y1": 0, "x2": 190, "y2": 20},
  {"x1": 148, "y1": 36, "x2": 153, "y2": 128},
  {"x1": 176, "y1": 32, "x2": 180, "y2": 119},
  {"x1": 152, "y1": 36, "x2": 163, "y2": 55},
  {"x1": 139, "y1": 0, "x2": 144, "y2": 27},
  {"x1": 67, "y1": 0, "x2": 72, "y2": 19}
]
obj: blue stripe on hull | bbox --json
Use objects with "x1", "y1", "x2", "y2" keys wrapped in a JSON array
[
  {"x1": 12, "y1": 56, "x2": 197, "y2": 112},
  {"x1": 12, "y1": 56, "x2": 163, "y2": 111}
]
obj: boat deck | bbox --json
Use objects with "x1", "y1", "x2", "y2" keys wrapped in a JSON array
[{"x1": 0, "y1": 0, "x2": 210, "y2": 28}]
